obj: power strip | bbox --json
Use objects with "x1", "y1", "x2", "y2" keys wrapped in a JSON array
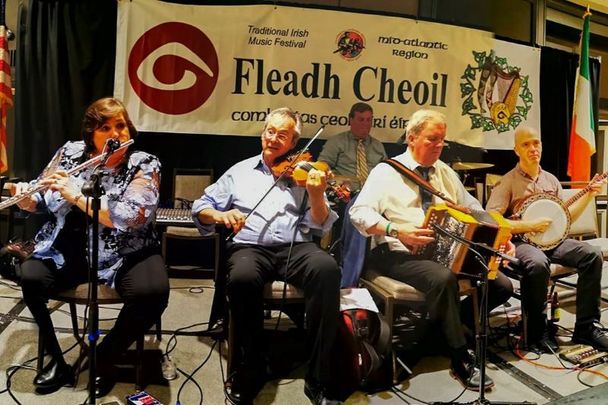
[{"x1": 560, "y1": 344, "x2": 608, "y2": 368}]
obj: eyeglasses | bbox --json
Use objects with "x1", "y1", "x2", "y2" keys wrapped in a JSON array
[{"x1": 264, "y1": 128, "x2": 291, "y2": 143}]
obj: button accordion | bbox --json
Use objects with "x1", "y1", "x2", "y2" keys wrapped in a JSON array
[{"x1": 414, "y1": 204, "x2": 511, "y2": 280}]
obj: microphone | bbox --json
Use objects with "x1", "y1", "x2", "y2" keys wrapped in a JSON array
[
  {"x1": 100, "y1": 138, "x2": 127, "y2": 167},
  {"x1": 430, "y1": 223, "x2": 521, "y2": 268},
  {"x1": 105, "y1": 138, "x2": 121, "y2": 153}
]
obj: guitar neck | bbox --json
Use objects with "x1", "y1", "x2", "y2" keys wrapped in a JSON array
[{"x1": 563, "y1": 171, "x2": 608, "y2": 208}]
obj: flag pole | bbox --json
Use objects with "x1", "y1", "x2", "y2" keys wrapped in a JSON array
[{"x1": 567, "y1": 7, "x2": 595, "y2": 184}]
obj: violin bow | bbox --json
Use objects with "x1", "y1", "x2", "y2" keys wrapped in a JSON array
[{"x1": 225, "y1": 125, "x2": 326, "y2": 241}]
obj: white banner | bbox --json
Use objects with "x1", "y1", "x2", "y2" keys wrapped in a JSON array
[{"x1": 114, "y1": 0, "x2": 540, "y2": 150}]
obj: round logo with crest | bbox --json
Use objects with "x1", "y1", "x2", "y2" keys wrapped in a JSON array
[
  {"x1": 334, "y1": 30, "x2": 365, "y2": 60},
  {"x1": 460, "y1": 50, "x2": 533, "y2": 133}
]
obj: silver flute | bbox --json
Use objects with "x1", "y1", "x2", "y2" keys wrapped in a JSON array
[{"x1": 0, "y1": 139, "x2": 134, "y2": 211}]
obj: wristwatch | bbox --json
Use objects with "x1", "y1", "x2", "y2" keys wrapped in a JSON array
[{"x1": 386, "y1": 222, "x2": 399, "y2": 238}]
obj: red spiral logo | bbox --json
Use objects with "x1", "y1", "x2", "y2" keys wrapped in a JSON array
[{"x1": 128, "y1": 22, "x2": 219, "y2": 115}]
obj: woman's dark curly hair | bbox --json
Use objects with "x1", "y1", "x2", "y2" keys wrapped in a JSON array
[{"x1": 81, "y1": 97, "x2": 138, "y2": 155}]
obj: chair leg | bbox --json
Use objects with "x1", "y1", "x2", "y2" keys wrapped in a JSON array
[
  {"x1": 385, "y1": 297, "x2": 394, "y2": 339},
  {"x1": 156, "y1": 317, "x2": 162, "y2": 341},
  {"x1": 135, "y1": 334, "x2": 144, "y2": 391},
  {"x1": 520, "y1": 294, "x2": 528, "y2": 348},
  {"x1": 69, "y1": 303, "x2": 79, "y2": 339},
  {"x1": 37, "y1": 329, "x2": 45, "y2": 371},
  {"x1": 384, "y1": 297, "x2": 398, "y2": 381},
  {"x1": 227, "y1": 309, "x2": 235, "y2": 377}
]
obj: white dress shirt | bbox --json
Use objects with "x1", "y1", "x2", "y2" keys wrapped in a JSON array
[{"x1": 349, "y1": 148, "x2": 481, "y2": 252}]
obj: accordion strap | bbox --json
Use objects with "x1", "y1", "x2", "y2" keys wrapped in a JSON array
[{"x1": 382, "y1": 159, "x2": 471, "y2": 214}]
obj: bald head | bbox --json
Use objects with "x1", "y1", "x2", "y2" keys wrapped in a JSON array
[
  {"x1": 514, "y1": 126, "x2": 540, "y2": 147},
  {"x1": 514, "y1": 126, "x2": 542, "y2": 167}
]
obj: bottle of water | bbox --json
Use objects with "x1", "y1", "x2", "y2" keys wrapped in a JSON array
[
  {"x1": 161, "y1": 355, "x2": 177, "y2": 380},
  {"x1": 550, "y1": 292, "x2": 560, "y2": 323}
]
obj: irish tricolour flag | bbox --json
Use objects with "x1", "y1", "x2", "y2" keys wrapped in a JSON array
[{"x1": 567, "y1": 10, "x2": 594, "y2": 183}]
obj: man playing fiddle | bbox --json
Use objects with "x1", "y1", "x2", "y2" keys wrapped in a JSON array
[
  {"x1": 486, "y1": 126, "x2": 608, "y2": 353},
  {"x1": 192, "y1": 107, "x2": 341, "y2": 404},
  {"x1": 349, "y1": 109, "x2": 513, "y2": 391}
]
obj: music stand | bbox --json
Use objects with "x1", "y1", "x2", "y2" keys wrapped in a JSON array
[{"x1": 430, "y1": 223, "x2": 535, "y2": 405}]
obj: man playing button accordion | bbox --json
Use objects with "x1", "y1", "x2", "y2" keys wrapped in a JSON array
[
  {"x1": 349, "y1": 109, "x2": 513, "y2": 391},
  {"x1": 486, "y1": 126, "x2": 608, "y2": 353}
]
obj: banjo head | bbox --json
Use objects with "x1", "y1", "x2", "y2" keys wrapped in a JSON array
[{"x1": 518, "y1": 193, "x2": 570, "y2": 250}]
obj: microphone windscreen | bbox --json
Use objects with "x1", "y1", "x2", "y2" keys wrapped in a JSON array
[{"x1": 106, "y1": 138, "x2": 120, "y2": 152}]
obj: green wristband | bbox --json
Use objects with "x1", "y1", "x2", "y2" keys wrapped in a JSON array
[{"x1": 385, "y1": 222, "x2": 392, "y2": 236}]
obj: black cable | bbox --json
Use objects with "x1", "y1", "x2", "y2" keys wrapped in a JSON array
[
  {"x1": 163, "y1": 322, "x2": 209, "y2": 358},
  {"x1": 1, "y1": 338, "x2": 81, "y2": 403},
  {"x1": 175, "y1": 339, "x2": 217, "y2": 405},
  {"x1": 50, "y1": 307, "x2": 118, "y2": 322},
  {"x1": 167, "y1": 285, "x2": 213, "y2": 293},
  {"x1": 389, "y1": 386, "x2": 412, "y2": 404},
  {"x1": 217, "y1": 340, "x2": 235, "y2": 405},
  {"x1": 576, "y1": 367, "x2": 600, "y2": 388}
]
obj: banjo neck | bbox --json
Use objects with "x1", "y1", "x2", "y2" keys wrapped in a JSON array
[{"x1": 562, "y1": 171, "x2": 608, "y2": 208}]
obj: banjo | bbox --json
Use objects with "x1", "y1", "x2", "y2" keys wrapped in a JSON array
[{"x1": 514, "y1": 172, "x2": 608, "y2": 250}]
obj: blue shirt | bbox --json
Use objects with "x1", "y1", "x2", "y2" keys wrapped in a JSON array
[
  {"x1": 30, "y1": 141, "x2": 161, "y2": 286},
  {"x1": 192, "y1": 154, "x2": 338, "y2": 245}
]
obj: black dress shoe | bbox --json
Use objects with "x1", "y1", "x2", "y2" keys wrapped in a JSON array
[
  {"x1": 225, "y1": 376, "x2": 251, "y2": 405},
  {"x1": 573, "y1": 322, "x2": 608, "y2": 351},
  {"x1": 304, "y1": 380, "x2": 343, "y2": 405},
  {"x1": 527, "y1": 330, "x2": 559, "y2": 354},
  {"x1": 450, "y1": 350, "x2": 494, "y2": 392},
  {"x1": 33, "y1": 360, "x2": 74, "y2": 394},
  {"x1": 225, "y1": 363, "x2": 270, "y2": 404},
  {"x1": 94, "y1": 374, "x2": 117, "y2": 398}
]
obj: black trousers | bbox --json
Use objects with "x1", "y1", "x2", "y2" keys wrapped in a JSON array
[
  {"x1": 515, "y1": 238, "x2": 602, "y2": 341},
  {"x1": 226, "y1": 242, "x2": 340, "y2": 386},
  {"x1": 370, "y1": 247, "x2": 513, "y2": 350},
  {"x1": 20, "y1": 252, "x2": 169, "y2": 369}
]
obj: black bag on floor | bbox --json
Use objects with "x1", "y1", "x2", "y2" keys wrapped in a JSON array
[{"x1": 330, "y1": 308, "x2": 393, "y2": 399}]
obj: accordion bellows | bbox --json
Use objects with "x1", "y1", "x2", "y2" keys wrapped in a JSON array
[{"x1": 414, "y1": 204, "x2": 511, "y2": 280}]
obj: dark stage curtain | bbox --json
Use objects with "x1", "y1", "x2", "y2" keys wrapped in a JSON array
[
  {"x1": 539, "y1": 46, "x2": 601, "y2": 181},
  {"x1": 14, "y1": 0, "x2": 116, "y2": 179}
]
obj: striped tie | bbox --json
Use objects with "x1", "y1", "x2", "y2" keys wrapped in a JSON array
[
  {"x1": 417, "y1": 166, "x2": 433, "y2": 212},
  {"x1": 356, "y1": 139, "x2": 369, "y2": 183}
]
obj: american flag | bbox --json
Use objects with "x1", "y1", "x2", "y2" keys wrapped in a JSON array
[{"x1": 0, "y1": 24, "x2": 12, "y2": 173}]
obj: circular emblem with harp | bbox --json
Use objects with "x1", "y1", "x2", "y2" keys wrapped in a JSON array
[{"x1": 460, "y1": 50, "x2": 533, "y2": 133}]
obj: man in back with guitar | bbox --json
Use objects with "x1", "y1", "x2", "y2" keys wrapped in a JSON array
[{"x1": 486, "y1": 126, "x2": 608, "y2": 353}]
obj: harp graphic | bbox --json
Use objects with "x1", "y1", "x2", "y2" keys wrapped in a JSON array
[{"x1": 477, "y1": 62, "x2": 521, "y2": 125}]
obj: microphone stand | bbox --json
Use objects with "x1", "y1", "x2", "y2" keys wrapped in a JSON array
[
  {"x1": 430, "y1": 223, "x2": 535, "y2": 405},
  {"x1": 80, "y1": 139, "x2": 121, "y2": 403}
]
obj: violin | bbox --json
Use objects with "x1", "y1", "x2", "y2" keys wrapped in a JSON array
[{"x1": 271, "y1": 151, "x2": 351, "y2": 203}]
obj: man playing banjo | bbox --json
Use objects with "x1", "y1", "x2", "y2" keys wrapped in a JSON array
[{"x1": 486, "y1": 126, "x2": 608, "y2": 353}]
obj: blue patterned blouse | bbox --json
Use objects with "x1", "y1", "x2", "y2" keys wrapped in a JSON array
[{"x1": 29, "y1": 141, "x2": 161, "y2": 287}]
